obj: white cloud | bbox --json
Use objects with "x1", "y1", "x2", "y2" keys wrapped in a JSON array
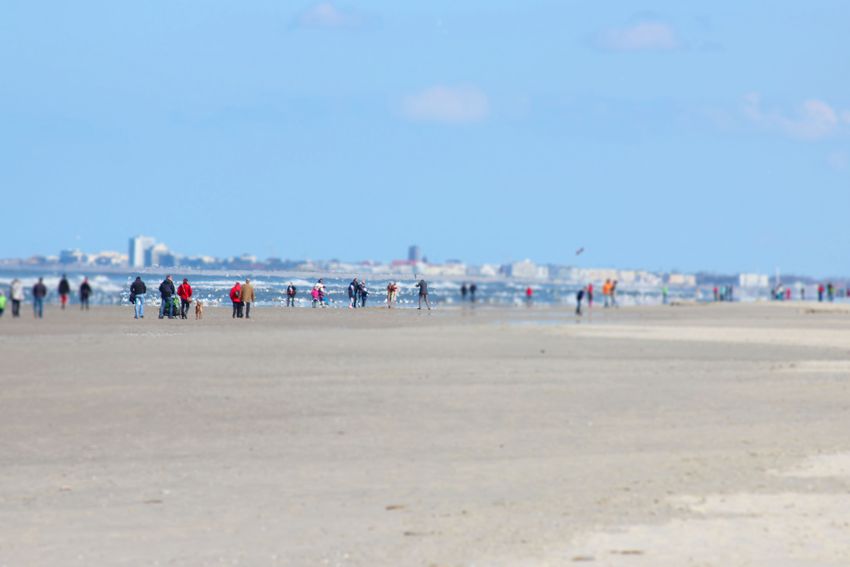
[
  {"x1": 597, "y1": 21, "x2": 679, "y2": 51},
  {"x1": 402, "y1": 85, "x2": 490, "y2": 124},
  {"x1": 743, "y1": 93, "x2": 845, "y2": 140},
  {"x1": 297, "y1": 2, "x2": 361, "y2": 29}
]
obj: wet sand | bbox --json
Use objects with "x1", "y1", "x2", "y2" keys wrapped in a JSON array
[{"x1": 2, "y1": 303, "x2": 850, "y2": 566}]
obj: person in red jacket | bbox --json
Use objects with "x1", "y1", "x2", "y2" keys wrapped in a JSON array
[
  {"x1": 177, "y1": 278, "x2": 193, "y2": 320},
  {"x1": 230, "y1": 282, "x2": 243, "y2": 318}
]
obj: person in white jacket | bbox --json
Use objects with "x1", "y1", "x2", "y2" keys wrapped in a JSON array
[{"x1": 9, "y1": 278, "x2": 24, "y2": 318}]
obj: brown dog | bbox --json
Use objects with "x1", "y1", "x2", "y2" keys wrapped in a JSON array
[{"x1": 195, "y1": 300, "x2": 204, "y2": 320}]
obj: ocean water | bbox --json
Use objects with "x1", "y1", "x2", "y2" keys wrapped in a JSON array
[{"x1": 0, "y1": 270, "x2": 761, "y2": 308}]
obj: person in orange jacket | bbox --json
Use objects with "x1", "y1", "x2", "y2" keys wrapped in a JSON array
[{"x1": 602, "y1": 279, "x2": 612, "y2": 308}]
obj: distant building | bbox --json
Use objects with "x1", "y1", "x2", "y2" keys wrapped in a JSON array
[
  {"x1": 738, "y1": 273, "x2": 770, "y2": 288},
  {"x1": 422, "y1": 262, "x2": 467, "y2": 277},
  {"x1": 408, "y1": 245, "x2": 422, "y2": 263},
  {"x1": 129, "y1": 235, "x2": 156, "y2": 268},
  {"x1": 666, "y1": 273, "x2": 697, "y2": 287},
  {"x1": 574, "y1": 267, "x2": 621, "y2": 283},
  {"x1": 505, "y1": 259, "x2": 543, "y2": 280},
  {"x1": 59, "y1": 249, "x2": 86, "y2": 264},
  {"x1": 146, "y1": 243, "x2": 171, "y2": 267},
  {"x1": 467, "y1": 263, "x2": 500, "y2": 277},
  {"x1": 90, "y1": 251, "x2": 127, "y2": 266},
  {"x1": 548, "y1": 265, "x2": 579, "y2": 282}
]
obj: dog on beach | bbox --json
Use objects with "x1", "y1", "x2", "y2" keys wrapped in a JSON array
[{"x1": 195, "y1": 300, "x2": 204, "y2": 320}]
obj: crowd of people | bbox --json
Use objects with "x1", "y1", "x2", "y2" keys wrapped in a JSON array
[
  {"x1": 712, "y1": 285, "x2": 735, "y2": 302},
  {"x1": 5, "y1": 274, "x2": 850, "y2": 320},
  {"x1": 1, "y1": 275, "x2": 92, "y2": 318},
  {"x1": 120, "y1": 275, "x2": 434, "y2": 319},
  {"x1": 769, "y1": 282, "x2": 846, "y2": 302}
]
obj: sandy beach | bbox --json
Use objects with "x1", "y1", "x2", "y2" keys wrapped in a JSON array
[{"x1": 2, "y1": 302, "x2": 850, "y2": 566}]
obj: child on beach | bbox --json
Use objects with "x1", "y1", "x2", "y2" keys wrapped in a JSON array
[{"x1": 359, "y1": 280, "x2": 368, "y2": 307}]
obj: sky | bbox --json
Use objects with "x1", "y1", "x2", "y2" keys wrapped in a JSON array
[{"x1": 2, "y1": 1, "x2": 849, "y2": 276}]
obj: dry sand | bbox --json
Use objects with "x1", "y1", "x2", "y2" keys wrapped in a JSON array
[{"x1": 2, "y1": 302, "x2": 850, "y2": 566}]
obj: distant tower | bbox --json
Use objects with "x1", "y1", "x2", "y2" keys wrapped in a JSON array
[
  {"x1": 408, "y1": 245, "x2": 422, "y2": 263},
  {"x1": 128, "y1": 235, "x2": 156, "y2": 268}
]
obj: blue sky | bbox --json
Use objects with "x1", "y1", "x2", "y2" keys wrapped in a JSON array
[{"x1": 2, "y1": 1, "x2": 849, "y2": 275}]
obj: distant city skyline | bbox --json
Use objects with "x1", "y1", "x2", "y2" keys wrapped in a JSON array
[
  {"x1": 3, "y1": 2, "x2": 850, "y2": 276},
  {"x1": 0, "y1": 236, "x2": 838, "y2": 291},
  {"x1": 2, "y1": 235, "x2": 848, "y2": 283}
]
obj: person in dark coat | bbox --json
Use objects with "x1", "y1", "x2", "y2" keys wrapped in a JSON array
[
  {"x1": 158, "y1": 275, "x2": 176, "y2": 319},
  {"x1": 415, "y1": 279, "x2": 431, "y2": 310},
  {"x1": 286, "y1": 283, "x2": 297, "y2": 307},
  {"x1": 33, "y1": 277, "x2": 48, "y2": 318},
  {"x1": 79, "y1": 278, "x2": 92, "y2": 310},
  {"x1": 58, "y1": 275, "x2": 71, "y2": 309},
  {"x1": 130, "y1": 276, "x2": 147, "y2": 319}
]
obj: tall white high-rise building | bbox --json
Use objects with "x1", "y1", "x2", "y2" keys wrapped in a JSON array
[{"x1": 128, "y1": 235, "x2": 156, "y2": 268}]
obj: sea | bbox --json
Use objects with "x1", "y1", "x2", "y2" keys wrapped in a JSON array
[{"x1": 0, "y1": 269, "x2": 770, "y2": 308}]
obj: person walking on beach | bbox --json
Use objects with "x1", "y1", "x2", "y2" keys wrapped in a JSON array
[
  {"x1": 586, "y1": 283, "x2": 594, "y2": 309},
  {"x1": 469, "y1": 283, "x2": 477, "y2": 303},
  {"x1": 130, "y1": 276, "x2": 146, "y2": 319},
  {"x1": 416, "y1": 279, "x2": 431, "y2": 310},
  {"x1": 58, "y1": 274, "x2": 71, "y2": 310},
  {"x1": 310, "y1": 285, "x2": 320, "y2": 308},
  {"x1": 461, "y1": 283, "x2": 468, "y2": 302},
  {"x1": 610, "y1": 280, "x2": 618, "y2": 308},
  {"x1": 9, "y1": 278, "x2": 23, "y2": 317},
  {"x1": 359, "y1": 280, "x2": 369, "y2": 307},
  {"x1": 827, "y1": 282, "x2": 835, "y2": 302},
  {"x1": 242, "y1": 278, "x2": 255, "y2": 318},
  {"x1": 575, "y1": 288, "x2": 585, "y2": 316},
  {"x1": 818, "y1": 283, "x2": 825, "y2": 302},
  {"x1": 525, "y1": 286, "x2": 533, "y2": 306},
  {"x1": 33, "y1": 277, "x2": 47, "y2": 318},
  {"x1": 0, "y1": 291, "x2": 6, "y2": 317},
  {"x1": 159, "y1": 275, "x2": 176, "y2": 319},
  {"x1": 230, "y1": 281, "x2": 243, "y2": 318},
  {"x1": 661, "y1": 285, "x2": 669, "y2": 305},
  {"x1": 348, "y1": 278, "x2": 359, "y2": 309},
  {"x1": 316, "y1": 279, "x2": 328, "y2": 307},
  {"x1": 177, "y1": 278, "x2": 193, "y2": 320},
  {"x1": 602, "y1": 279, "x2": 611, "y2": 308},
  {"x1": 387, "y1": 281, "x2": 398, "y2": 308},
  {"x1": 286, "y1": 283, "x2": 297, "y2": 307},
  {"x1": 79, "y1": 278, "x2": 92, "y2": 310}
]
